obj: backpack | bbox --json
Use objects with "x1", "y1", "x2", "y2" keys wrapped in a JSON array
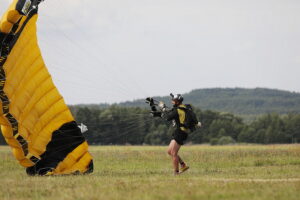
[{"x1": 178, "y1": 104, "x2": 199, "y2": 131}]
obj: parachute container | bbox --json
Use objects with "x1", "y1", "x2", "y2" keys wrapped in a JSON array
[{"x1": 0, "y1": 0, "x2": 93, "y2": 175}]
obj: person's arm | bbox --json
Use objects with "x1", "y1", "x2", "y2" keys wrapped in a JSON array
[
  {"x1": 162, "y1": 108, "x2": 178, "y2": 121},
  {"x1": 150, "y1": 111, "x2": 163, "y2": 117}
]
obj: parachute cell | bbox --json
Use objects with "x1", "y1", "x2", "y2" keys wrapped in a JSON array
[{"x1": 0, "y1": 0, "x2": 93, "y2": 175}]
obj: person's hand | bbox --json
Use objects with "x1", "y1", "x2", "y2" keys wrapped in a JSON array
[
  {"x1": 158, "y1": 101, "x2": 166, "y2": 111},
  {"x1": 196, "y1": 122, "x2": 202, "y2": 128}
]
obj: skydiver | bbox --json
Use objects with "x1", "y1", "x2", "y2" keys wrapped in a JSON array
[{"x1": 146, "y1": 94, "x2": 201, "y2": 175}]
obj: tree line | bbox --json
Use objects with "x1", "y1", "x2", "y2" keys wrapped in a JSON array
[
  {"x1": 0, "y1": 105, "x2": 299, "y2": 145},
  {"x1": 71, "y1": 105, "x2": 300, "y2": 145}
]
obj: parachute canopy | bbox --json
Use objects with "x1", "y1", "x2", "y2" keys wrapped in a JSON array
[{"x1": 0, "y1": 0, "x2": 93, "y2": 175}]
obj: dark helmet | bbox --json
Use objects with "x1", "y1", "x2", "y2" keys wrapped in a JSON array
[{"x1": 170, "y1": 93, "x2": 184, "y2": 103}]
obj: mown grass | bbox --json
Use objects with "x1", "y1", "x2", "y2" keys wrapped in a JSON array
[{"x1": 0, "y1": 144, "x2": 299, "y2": 200}]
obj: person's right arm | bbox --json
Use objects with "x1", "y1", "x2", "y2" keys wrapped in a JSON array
[{"x1": 162, "y1": 108, "x2": 178, "y2": 121}]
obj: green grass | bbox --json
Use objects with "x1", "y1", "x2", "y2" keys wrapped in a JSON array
[{"x1": 0, "y1": 145, "x2": 300, "y2": 200}]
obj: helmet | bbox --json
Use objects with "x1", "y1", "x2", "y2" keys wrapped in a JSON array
[{"x1": 170, "y1": 93, "x2": 184, "y2": 103}]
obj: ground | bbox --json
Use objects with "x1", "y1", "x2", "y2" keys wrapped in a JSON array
[{"x1": 0, "y1": 145, "x2": 299, "y2": 200}]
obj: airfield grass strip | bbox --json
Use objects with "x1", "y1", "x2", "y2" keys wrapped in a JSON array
[{"x1": 0, "y1": 144, "x2": 299, "y2": 200}]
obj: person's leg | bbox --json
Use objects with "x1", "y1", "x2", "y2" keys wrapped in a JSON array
[
  {"x1": 167, "y1": 139, "x2": 181, "y2": 174},
  {"x1": 179, "y1": 156, "x2": 189, "y2": 173},
  {"x1": 178, "y1": 156, "x2": 185, "y2": 167},
  {"x1": 177, "y1": 153, "x2": 189, "y2": 173}
]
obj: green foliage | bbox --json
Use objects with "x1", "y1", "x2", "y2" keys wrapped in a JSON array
[
  {"x1": 209, "y1": 138, "x2": 219, "y2": 145},
  {"x1": 1, "y1": 100, "x2": 300, "y2": 145},
  {"x1": 68, "y1": 105, "x2": 300, "y2": 145},
  {"x1": 210, "y1": 136, "x2": 236, "y2": 145},
  {"x1": 218, "y1": 136, "x2": 236, "y2": 145}
]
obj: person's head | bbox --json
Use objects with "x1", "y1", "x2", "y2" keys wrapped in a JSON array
[{"x1": 170, "y1": 93, "x2": 184, "y2": 106}]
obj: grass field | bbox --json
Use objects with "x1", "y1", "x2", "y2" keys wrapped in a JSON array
[{"x1": 0, "y1": 144, "x2": 300, "y2": 200}]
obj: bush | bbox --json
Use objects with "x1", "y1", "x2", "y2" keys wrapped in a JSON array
[
  {"x1": 218, "y1": 136, "x2": 236, "y2": 145},
  {"x1": 209, "y1": 138, "x2": 219, "y2": 145}
]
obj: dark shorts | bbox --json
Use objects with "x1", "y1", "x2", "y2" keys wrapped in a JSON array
[{"x1": 172, "y1": 129, "x2": 188, "y2": 145}]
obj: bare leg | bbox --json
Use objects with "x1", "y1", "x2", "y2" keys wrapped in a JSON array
[{"x1": 167, "y1": 139, "x2": 181, "y2": 173}]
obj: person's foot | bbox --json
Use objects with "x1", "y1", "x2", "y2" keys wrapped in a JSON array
[
  {"x1": 180, "y1": 165, "x2": 189, "y2": 174},
  {"x1": 174, "y1": 170, "x2": 180, "y2": 176}
]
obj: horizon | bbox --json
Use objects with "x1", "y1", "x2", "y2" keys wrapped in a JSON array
[{"x1": 69, "y1": 86, "x2": 300, "y2": 105}]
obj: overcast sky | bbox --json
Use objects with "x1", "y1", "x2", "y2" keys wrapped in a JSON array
[{"x1": 1, "y1": 0, "x2": 300, "y2": 104}]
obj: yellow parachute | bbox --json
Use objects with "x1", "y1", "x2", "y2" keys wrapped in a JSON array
[{"x1": 0, "y1": 0, "x2": 93, "y2": 175}]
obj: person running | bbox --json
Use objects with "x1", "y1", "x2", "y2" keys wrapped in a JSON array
[{"x1": 146, "y1": 94, "x2": 201, "y2": 175}]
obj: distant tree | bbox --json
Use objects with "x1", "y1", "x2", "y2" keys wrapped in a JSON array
[
  {"x1": 248, "y1": 113, "x2": 289, "y2": 144},
  {"x1": 209, "y1": 138, "x2": 219, "y2": 145},
  {"x1": 218, "y1": 136, "x2": 236, "y2": 145},
  {"x1": 68, "y1": 104, "x2": 300, "y2": 145},
  {"x1": 238, "y1": 127, "x2": 255, "y2": 143},
  {"x1": 145, "y1": 124, "x2": 168, "y2": 145},
  {"x1": 283, "y1": 114, "x2": 300, "y2": 143}
]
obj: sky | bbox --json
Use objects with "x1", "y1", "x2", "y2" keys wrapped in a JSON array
[{"x1": 1, "y1": 0, "x2": 300, "y2": 104}]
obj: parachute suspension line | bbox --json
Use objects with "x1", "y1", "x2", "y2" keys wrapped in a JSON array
[
  {"x1": 72, "y1": 109, "x2": 163, "y2": 144},
  {"x1": 64, "y1": 18, "x2": 151, "y2": 98},
  {"x1": 41, "y1": 1, "x2": 151, "y2": 99},
  {"x1": 0, "y1": 22, "x2": 40, "y2": 164},
  {"x1": 38, "y1": 16, "x2": 136, "y2": 99},
  {"x1": 45, "y1": 121, "x2": 152, "y2": 143},
  {"x1": 94, "y1": 121, "x2": 157, "y2": 143},
  {"x1": 40, "y1": 40, "x2": 133, "y2": 101},
  {"x1": 44, "y1": 111, "x2": 153, "y2": 143}
]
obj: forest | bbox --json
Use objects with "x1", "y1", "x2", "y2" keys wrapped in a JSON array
[
  {"x1": 1, "y1": 88, "x2": 300, "y2": 145},
  {"x1": 51, "y1": 105, "x2": 300, "y2": 145}
]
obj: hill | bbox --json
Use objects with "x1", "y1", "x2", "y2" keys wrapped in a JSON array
[{"x1": 118, "y1": 88, "x2": 300, "y2": 117}]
